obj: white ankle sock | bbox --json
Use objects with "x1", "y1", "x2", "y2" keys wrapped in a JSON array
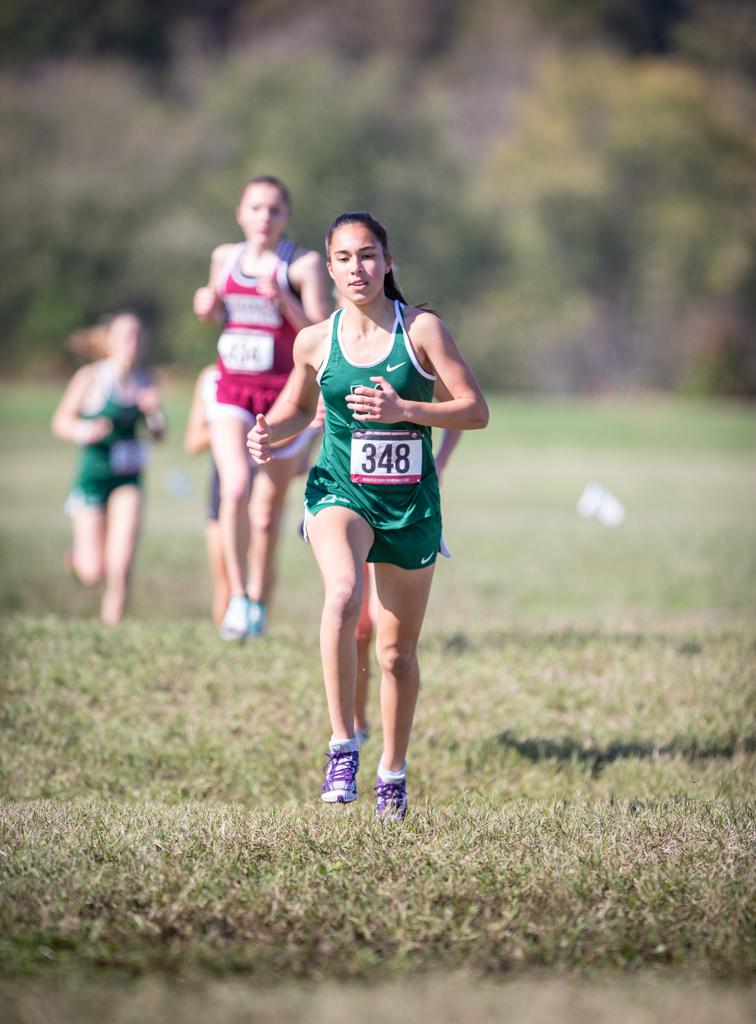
[
  {"x1": 378, "y1": 758, "x2": 406, "y2": 782},
  {"x1": 329, "y1": 735, "x2": 359, "y2": 754}
]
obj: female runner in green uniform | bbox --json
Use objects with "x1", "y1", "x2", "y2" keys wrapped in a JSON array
[
  {"x1": 247, "y1": 212, "x2": 488, "y2": 820},
  {"x1": 52, "y1": 312, "x2": 165, "y2": 624}
]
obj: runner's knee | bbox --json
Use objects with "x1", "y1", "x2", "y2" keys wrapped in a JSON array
[
  {"x1": 219, "y1": 470, "x2": 251, "y2": 506},
  {"x1": 376, "y1": 642, "x2": 417, "y2": 679},
  {"x1": 76, "y1": 563, "x2": 104, "y2": 587},
  {"x1": 251, "y1": 499, "x2": 281, "y2": 537},
  {"x1": 323, "y1": 579, "x2": 363, "y2": 625}
]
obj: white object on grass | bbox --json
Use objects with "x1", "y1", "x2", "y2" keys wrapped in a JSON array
[
  {"x1": 163, "y1": 468, "x2": 194, "y2": 499},
  {"x1": 577, "y1": 481, "x2": 625, "y2": 527}
]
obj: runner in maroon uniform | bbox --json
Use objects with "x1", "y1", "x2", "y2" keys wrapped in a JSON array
[{"x1": 193, "y1": 175, "x2": 329, "y2": 638}]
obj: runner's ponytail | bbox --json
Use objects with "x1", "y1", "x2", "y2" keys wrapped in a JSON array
[{"x1": 383, "y1": 267, "x2": 407, "y2": 304}]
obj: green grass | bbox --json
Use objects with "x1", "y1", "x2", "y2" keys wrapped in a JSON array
[
  {"x1": 0, "y1": 385, "x2": 754, "y2": 1019},
  {"x1": 1, "y1": 619, "x2": 754, "y2": 806},
  {"x1": 1, "y1": 799, "x2": 753, "y2": 977},
  {"x1": 1, "y1": 387, "x2": 755, "y2": 626}
]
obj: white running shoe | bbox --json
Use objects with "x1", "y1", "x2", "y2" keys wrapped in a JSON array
[
  {"x1": 321, "y1": 748, "x2": 359, "y2": 803},
  {"x1": 220, "y1": 595, "x2": 249, "y2": 641}
]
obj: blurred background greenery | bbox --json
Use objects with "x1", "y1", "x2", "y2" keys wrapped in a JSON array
[{"x1": 1, "y1": 0, "x2": 754, "y2": 395}]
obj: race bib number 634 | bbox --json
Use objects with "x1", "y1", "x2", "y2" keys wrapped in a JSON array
[
  {"x1": 350, "y1": 430, "x2": 422, "y2": 485},
  {"x1": 218, "y1": 330, "x2": 275, "y2": 373}
]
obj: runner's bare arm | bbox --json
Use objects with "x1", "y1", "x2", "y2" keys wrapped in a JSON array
[
  {"x1": 289, "y1": 250, "x2": 331, "y2": 325},
  {"x1": 273, "y1": 250, "x2": 330, "y2": 332},
  {"x1": 347, "y1": 311, "x2": 489, "y2": 431},
  {"x1": 51, "y1": 365, "x2": 111, "y2": 445},
  {"x1": 137, "y1": 384, "x2": 166, "y2": 441},
  {"x1": 184, "y1": 368, "x2": 213, "y2": 454},
  {"x1": 265, "y1": 322, "x2": 326, "y2": 440},
  {"x1": 193, "y1": 244, "x2": 235, "y2": 323}
]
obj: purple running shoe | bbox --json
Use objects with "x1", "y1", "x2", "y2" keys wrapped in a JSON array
[
  {"x1": 321, "y1": 748, "x2": 359, "y2": 803},
  {"x1": 374, "y1": 777, "x2": 407, "y2": 821}
]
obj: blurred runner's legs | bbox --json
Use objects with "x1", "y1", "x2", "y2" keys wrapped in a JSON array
[
  {"x1": 192, "y1": 176, "x2": 329, "y2": 637},
  {"x1": 186, "y1": 364, "x2": 325, "y2": 628}
]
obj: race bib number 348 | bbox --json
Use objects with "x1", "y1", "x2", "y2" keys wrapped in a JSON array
[{"x1": 350, "y1": 430, "x2": 422, "y2": 485}]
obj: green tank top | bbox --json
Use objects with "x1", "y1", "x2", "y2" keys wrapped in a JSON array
[
  {"x1": 76, "y1": 362, "x2": 146, "y2": 485},
  {"x1": 307, "y1": 302, "x2": 440, "y2": 531}
]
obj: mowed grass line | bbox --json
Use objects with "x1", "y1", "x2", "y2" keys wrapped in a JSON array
[{"x1": 0, "y1": 798, "x2": 753, "y2": 979}]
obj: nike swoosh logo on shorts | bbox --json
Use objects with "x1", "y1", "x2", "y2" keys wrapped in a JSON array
[
  {"x1": 420, "y1": 552, "x2": 434, "y2": 564},
  {"x1": 386, "y1": 361, "x2": 406, "y2": 372}
]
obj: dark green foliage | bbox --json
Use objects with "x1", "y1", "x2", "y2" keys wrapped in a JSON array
[
  {"x1": 0, "y1": 1, "x2": 754, "y2": 393},
  {"x1": 532, "y1": 0, "x2": 691, "y2": 54},
  {"x1": 0, "y1": 0, "x2": 242, "y2": 68}
]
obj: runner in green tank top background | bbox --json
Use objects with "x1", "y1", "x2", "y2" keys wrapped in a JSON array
[
  {"x1": 247, "y1": 211, "x2": 488, "y2": 821},
  {"x1": 52, "y1": 312, "x2": 165, "y2": 624}
]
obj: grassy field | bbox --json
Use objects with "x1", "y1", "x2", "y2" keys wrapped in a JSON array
[{"x1": 1, "y1": 384, "x2": 754, "y2": 1022}]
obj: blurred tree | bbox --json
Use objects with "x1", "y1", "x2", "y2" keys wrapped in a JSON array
[
  {"x1": 0, "y1": 60, "x2": 199, "y2": 367},
  {"x1": 0, "y1": 49, "x2": 500, "y2": 372},
  {"x1": 530, "y1": 0, "x2": 692, "y2": 54},
  {"x1": 674, "y1": 0, "x2": 756, "y2": 83},
  {"x1": 0, "y1": 0, "x2": 245, "y2": 68},
  {"x1": 0, "y1": 0, "x2": 754, "y2": 394},
  {"x1": 483, "y1": 53, "x2": 756, "y2": 392}
]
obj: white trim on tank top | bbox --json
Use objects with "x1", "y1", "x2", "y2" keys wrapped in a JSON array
[
  {"x1": 80, "y1": 360, "x2": 148, "y2": 415},
  {"x1": 221, "y1": 240, "x2": 296, "y2": 294},
  {"x1": 230, "y1": 243, "x2": 269, "y2": 287},
  {"x1": 396, "y1": 301, "x2": 436, "y2": 381},
  {"x1": 216, "y1": 242, "x2": 245, "y2": 295},
  {"x1": 79, "y1": 360, "x2": 113, "y2": 415},
  {"x1": 316, "y1": 310, "x2": 339, "y2": 385},
  {"x1": 335, "y1": 304, "x2": 400, "y2": 368},
  {"x1": 275, "y1": 239, "x2": 296, "y2": 296}
]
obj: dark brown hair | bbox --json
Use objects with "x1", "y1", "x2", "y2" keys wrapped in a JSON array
[
  {"x1": 239, "y1": 175, "x2": 292, "y2": 208},
  {"x1": 66, "y1": 311, "x2": 146, "y2": 361},
  {"x1": 325, "y1": 211, "x2": 407, "y2": 303}
]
